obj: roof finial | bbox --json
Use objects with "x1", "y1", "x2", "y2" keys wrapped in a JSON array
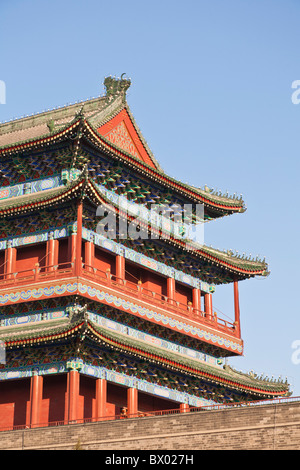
[{"x1": 103, "y1": 74, "x2": 131, "y2": 102}]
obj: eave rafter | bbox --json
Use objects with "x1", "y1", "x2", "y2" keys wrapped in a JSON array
[
  {"x1": 0, "y1": 178, "x2": 85, "y2": 217},
  {"x1": 83, "y1": 119, "x2": 246, "y2": 213},
  {"x1": 2, "y1": 316, "x2": 288, "y2": 398},
  {"x1": 0, "y1": 173, "x2": 268, "y2": 281},
  {"x1": 0, "y1": 116, "x2": 245, "y2": 217},
  {"x1": 85, "y1": 178, "x2": 269, "y2": 280}
]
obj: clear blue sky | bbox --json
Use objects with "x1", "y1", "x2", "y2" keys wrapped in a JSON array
[{"x1": 1, "y1": 0, "x2": 299, "y2": 397}]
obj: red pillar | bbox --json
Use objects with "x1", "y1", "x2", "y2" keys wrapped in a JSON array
[
  {"x1": 66, "y1": 370, "x2": 80, "y2": 423},
  {"x1": 116, "y1": 254, "x2": 125, "y2": 283},
  {"x1": 47, "y1": 234, "x2": 59, "y2": 271},
  {"x1": 204, "y1": 293, "x2": 212, "y2": 319},
  {"x1": 95, "y1": 378, "x2": 107, "y2": 420},
  {"x1": 29, "y1": 373, "x2": 43, "y2": 428},
  {"x1": 167, "y1": 277, "x2": 175, "y2": 304},
  {"x1": 234, "y1": 279, "x2": 241, "y2": 336},
  {"x1": 75, "y1": 201, "x2": 83, "y2": 276},
  {"x1": 85, "y1": 240, "x2": 94, "y2": 272},
  {"x1": 180, "y1": 403, "x2": 190, "y2": 413},
  {"x1": 127, "y1": 387, "x2": 138, "y2": 418},
  {"x1": 192, "y1": 288, "x2": 201, "y2": 313},
  {"x1": 5, "y1": 241, "x2": 16, "y2": 279},
  {"x1": 68, "y1": 228, "x2": 77, "y2": 271}
]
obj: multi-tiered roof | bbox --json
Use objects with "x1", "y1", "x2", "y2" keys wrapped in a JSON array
[
  {"x1": 0, "y1": 76, "x2": 268, "y2": 284},
  {"x1": 0, "y1": 76, "x2": 289, "y2": 409}
]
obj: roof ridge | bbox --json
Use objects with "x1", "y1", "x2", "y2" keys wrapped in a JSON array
[{"x1": 0, "y1": 95, "x2": 106, "y2": 136}]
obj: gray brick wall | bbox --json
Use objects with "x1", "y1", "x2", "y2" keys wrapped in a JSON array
[{"x1": 1, "y1": 401, "x2": 300, "y2": 450}]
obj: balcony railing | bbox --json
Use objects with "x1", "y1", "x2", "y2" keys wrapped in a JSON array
[
  {"x1": 0, "y1": 262, "x2": 238, "y2": 338},
  {"x1": 82, "y1": 264, "x2": 237, "y2": 336},
  {"x1": 0, "y1": 262, "x2": 74, "y2": 285}
]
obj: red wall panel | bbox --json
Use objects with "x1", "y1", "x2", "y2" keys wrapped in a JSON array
[
  {"x1": 94, "y1": 248, "x2": 116, "y2": 276},
  {"x1": 41, "y1": 374, "x2": 67, "y2": 424},
  {"x1": 0, "y1": 378, "x2": 31, "y2": 429},
  {"x1": 79, "y1": 375, "x2": 95, "y2": 420},
  {"x1": 107, "y1": 382, "x2": 127, "y2": 416},
  {"x1": 58, "y1": 238, "x2": 69, "y2": 266},
  {"x1": 15, "y1": 243, "x2": 47, "y2": 273},
  {"x1": 0, "y1": 250, "x2": 4, "y2": 276},
  {"x1": 175, "y1": 282, "x2": 192, "y2": 306},
  {"x1": 142, "y1": 270, "x2": 167, "y2": 297},
  {"x1": 138, "y1": 391, "x2": 179, "y2": 413}
]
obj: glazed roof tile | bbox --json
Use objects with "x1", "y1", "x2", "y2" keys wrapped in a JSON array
[
  {"x1": 0, "y1": 315, "x2": 289, "y2": 397},
  {"x1": 0, "y1": 85, "x2": 244, "y2": 214},
  {"x1": 0, "y1": 97, "x2": 106, "y2": 147},
  {"x1": 0, "y1": 175, "x2": 267, "y2": 278}
]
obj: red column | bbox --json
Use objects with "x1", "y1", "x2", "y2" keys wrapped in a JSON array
[
  {"x1": 180, "y1": 403, "x2": 190, "y2": 413},
  {"x1": 47, "y1": 234, "x2": 59, "y2": 271},
  {"x1": 192, "y1": 288, "x2": 201, "y2": 313},
  {"x1": 75, "y1": 201, "x2": 83, "y2": 276},
  {"x1": 66, "y1": 370, "x2": 80, "y2": 423},
  {"x1": 116, "y1": 254, "x2": 125, "y2": 283},
  {"x1": 127, "y1": 387, "x2": 138, "y2": 418},
  {"x1": 5, "y1": 241, "x2": 16, "y2": 279},
  {"x1": 204, "y1": 293, "x2": 212, "y2": 319},
  {"x1": 95, "y1": 378, "x2": 107, "y2": 421},
  {"x1": 167, "y1": 277, "x2": 175, "y2": 304},
  {"x1": 29, "y1": 373, "x2": 43, "y2": 428},
  {"x1": 68, "y1": 228, "x2": 77, "y2": 272},
  {"x1": 85, "y1": 240, "x2": 94, "y2": 272},
  {"x1": 234, "y1": 279, "x2": 241, "y2": 336}
]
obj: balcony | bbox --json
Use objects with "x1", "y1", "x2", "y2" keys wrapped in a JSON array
[{"x1": 0, "y1": 261, "x2": 241, "y2": 348}]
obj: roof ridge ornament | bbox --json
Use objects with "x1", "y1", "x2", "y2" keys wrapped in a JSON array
[
  {"x1": 104, "y1": 74, "x2": 131, "y2": 102},
  {"x1": 74, "y1": 105, "x2": 85, "y2": 121},
  {"x1": 47, "y1": 119, "x2": 55, "y2": 134}
]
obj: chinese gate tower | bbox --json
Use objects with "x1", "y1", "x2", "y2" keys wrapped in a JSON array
[{"x1": 0, "y1": 76, "x2": 289, "y2": 430}]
